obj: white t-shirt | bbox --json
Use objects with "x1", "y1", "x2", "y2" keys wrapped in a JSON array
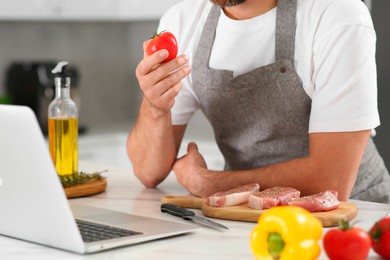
[{"x1": 158, "y1": 0, "x2": 380, "y2": 133}]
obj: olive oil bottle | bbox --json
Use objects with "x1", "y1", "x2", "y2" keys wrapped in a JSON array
[{"x1": 48, "y1": 61, "x2": 78, "y2": 176}]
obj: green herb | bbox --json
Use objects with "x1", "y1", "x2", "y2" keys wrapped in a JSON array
[{"x1": 59, "y1": 170, "x2": 107, "y2": 188}]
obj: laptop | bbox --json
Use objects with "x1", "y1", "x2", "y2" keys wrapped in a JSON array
[{"x1": 0, "y1": 104, "x2": 197, "y2": 254}]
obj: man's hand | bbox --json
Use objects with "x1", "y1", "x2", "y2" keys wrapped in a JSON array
[
  {"x1": 135, "y1": 40, "x2": 192, "y2": 117},
  {"x1": 173, "y1": 142, "x2": 213, "y2": 197}
]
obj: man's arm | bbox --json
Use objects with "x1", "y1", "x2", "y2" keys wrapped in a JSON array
[
  {"x1": 173, "y1": 130, "x2": 371, "y2": 201},
  {"x1": 127, "y1": 105, "x2": 187, "y2": 187},
  {"x1": 127, "y1": 41, "x2": 191, "y2": 188}
]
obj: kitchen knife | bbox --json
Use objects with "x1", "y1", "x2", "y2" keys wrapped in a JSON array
[{"x1": 161, "y1": 204, "x2": 229, "y2": 230}]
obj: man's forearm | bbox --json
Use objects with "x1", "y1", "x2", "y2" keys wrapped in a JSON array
[
  {"x1": 208, "y1": 155, "x2": 357, "y2": 201},
  {"x1": 211, "y1": 132, "x2": 369, "y2": 201},
  {"x1": 175, "y1": 131, "x2": 369, "y2": 200},
  {"x1": 127, "y1": 99, "x2": 177, "y2": 187}
]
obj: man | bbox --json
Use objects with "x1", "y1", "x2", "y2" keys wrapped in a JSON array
[{"x1": 127, "y1": 0, "x2": 390, "y2": 203}]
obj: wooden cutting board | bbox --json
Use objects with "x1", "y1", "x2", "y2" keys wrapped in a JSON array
[
  {"x1": 65, "y1": 178, "x2": 107, "y2": 199},
  {"x1": 161, "y1": 195, "x2": 358, "y2": 227}
]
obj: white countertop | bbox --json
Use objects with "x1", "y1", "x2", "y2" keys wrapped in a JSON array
[{"x1": 1, "y1": 132, "x2": 389, "y2": 259}]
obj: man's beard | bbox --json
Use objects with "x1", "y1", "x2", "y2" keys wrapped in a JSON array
[{"x1": 210, "y1": 0, "x2": 247, "y2": 7}]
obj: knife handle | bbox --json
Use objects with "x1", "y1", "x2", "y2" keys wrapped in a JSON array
[{"x1": 161, "y1": 204, "x2": 195, "y2": 220}]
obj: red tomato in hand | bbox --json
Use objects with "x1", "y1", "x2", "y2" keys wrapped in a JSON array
[
  {"x1": 370, "y1": 217, "x2": 390, "y2": 258},
  {"x1": 146, "y1": 31, "x2": 178, "y2": 63},
  {"x1": 323, "y1": 222, "x2": 371, "y2": 260}
]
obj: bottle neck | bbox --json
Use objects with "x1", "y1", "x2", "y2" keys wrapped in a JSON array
[{"x1": 54, "y1": 77, "x2": 71, "y2": 99}]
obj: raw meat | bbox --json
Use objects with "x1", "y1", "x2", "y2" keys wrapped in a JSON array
[
  {"x1": 288, "y1": 190, "x2": 340, "y2": 212},
  {"x1": 207, "y1": 183, "x2": 260, "y2": 207},
  {"x1": 248, "y1": 186, "x2": 301, "y2": 210}
]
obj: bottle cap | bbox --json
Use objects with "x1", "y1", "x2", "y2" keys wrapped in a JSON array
[{"x1": 51, "y1": 61, "x2": 69, "y2": 77}]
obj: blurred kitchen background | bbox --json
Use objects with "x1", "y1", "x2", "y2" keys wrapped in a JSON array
[
  {"x1": 0, "y1": 0, "x2": 221, "y2": 170},
  {"x1": 0, "y1": 0, "x2": 388, "y2": 171},
  {"x1": 0, "y1": 0, "x2": 183, "y2": 131}
]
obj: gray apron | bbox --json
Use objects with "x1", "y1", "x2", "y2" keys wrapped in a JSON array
[{"x1": 191, "y1": 0, "x2": 390, "y2": 203}]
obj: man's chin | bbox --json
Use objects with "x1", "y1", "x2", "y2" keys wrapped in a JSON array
[{"x1": 210, "y1": 0, "x2": 247, "y2": 7}]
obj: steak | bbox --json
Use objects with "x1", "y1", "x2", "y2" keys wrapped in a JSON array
[
  {"x1": 248, "y1": 186, "x2": 301, "y2": 210},
  {"x1": 288, "y1": 190, "x2": 340, "y2": 212},
  {"x1": 207, "y1": 183, "x2": 260, "y2": 207}
]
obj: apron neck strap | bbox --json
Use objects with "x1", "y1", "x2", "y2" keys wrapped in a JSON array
[
  {"x1": 196, "y1": 5, "x2": 220, "y2": 66},
  {"x1": 275, "y1": 0, "x2": 297, "y2": 61},
  {"x1": 197, "y1": 0, "x2": 297, "y2": 66}
]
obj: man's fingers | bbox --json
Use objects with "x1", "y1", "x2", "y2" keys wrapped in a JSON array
[
  {"x1": 161, "y1": 82, "x2": 183, "y2": 100},
  {"x1": 143, "y1": 39, "x2": 170, "y2": 58},
  {"x1": 153, "y1": 55, "x2": 189, "y2": 80},
  {"x1": 135, "y1": 39, "x2": 191, "y2": 112},
  {"x1": 137, "y1": 50, "x2": 169, "y2": 78},
  {"x1": 142, "y1": 40, "x2": 150, "y2": 58},
  {"x1": 187, "y1": 142, "x2": 199, "y2": 152},
  {"x1": 156, "y1": 64, "x2": 191, "y2": 96}
]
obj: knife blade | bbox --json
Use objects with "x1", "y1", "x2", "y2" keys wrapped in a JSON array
[{"x1": 161, "y1": 204, "x2": 229, "y2": 230}]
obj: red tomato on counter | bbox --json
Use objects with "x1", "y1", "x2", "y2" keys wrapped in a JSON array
[
  {"x1": 323, "y1": 221, "x2": 371, "y2": 260},
  {"x1": 146, "y1": 31, "x2": 178, "y2": 63},
  {"x1": 370, "y1": 217, "x2": 390, "y2": 258}
]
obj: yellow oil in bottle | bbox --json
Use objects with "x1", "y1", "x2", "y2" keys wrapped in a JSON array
[{"x1": 48, "y1": 117, "x2": 78, "y2": 176}]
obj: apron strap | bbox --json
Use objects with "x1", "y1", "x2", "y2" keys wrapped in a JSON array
[
  {"x1": 194, "y1": 5, "x2": 221, "y2": 68},
  {"x1": 275, "y1": 0, "x2": 297, "y2": 61},
  {"x1": 197, "y1": 1, "x2": 297, "y2": 67}
]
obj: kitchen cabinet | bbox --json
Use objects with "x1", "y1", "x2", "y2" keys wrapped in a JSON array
[{"x1": 0, "y1": 0, "x2": 183, "y2": 21}]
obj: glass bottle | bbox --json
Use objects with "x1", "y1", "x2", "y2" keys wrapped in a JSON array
[{"x1": 48, "y1": 61, "x2": 78, "y2": 176}]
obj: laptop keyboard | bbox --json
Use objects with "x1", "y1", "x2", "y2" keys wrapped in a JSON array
[{"x1": 76, "y1": 219, "x2": 143, "y2": 243}]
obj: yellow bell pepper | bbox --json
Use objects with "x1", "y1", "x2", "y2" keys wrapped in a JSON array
[{"x1": 250, "y1": 206, "x2": 323, "y2": 260}]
